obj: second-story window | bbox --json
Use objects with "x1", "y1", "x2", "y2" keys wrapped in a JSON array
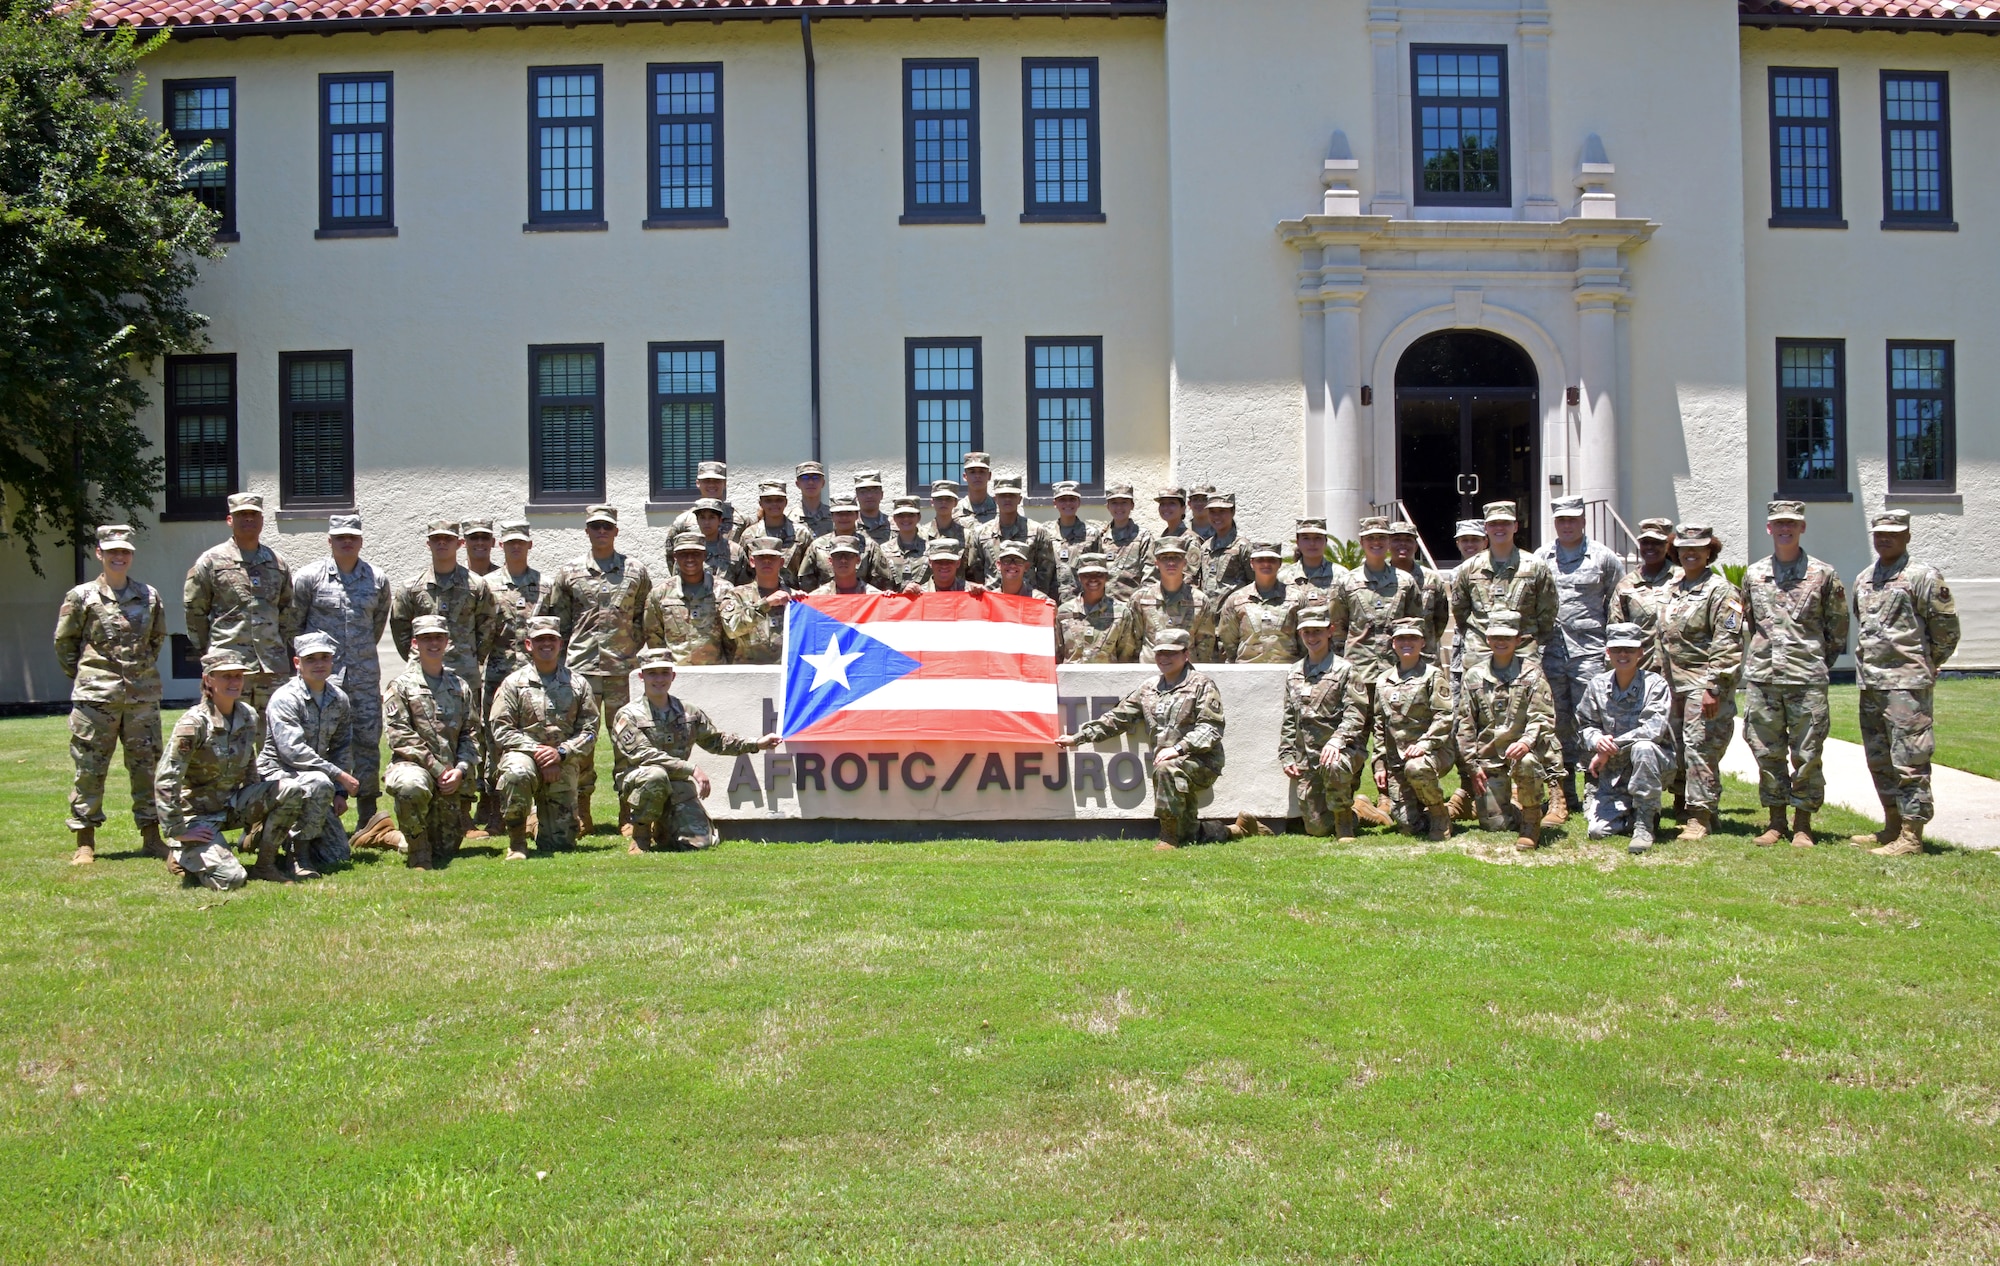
[
  {"x1": 529, "y1": 67, "x2": 603, "y2": 226},
  {"x1": 1412, "y1": 47, "x2": 1508, "y2": 207},
  {"x1": 319, "y1": 74, "x2": 393, "y2": 234},
  {"x1": 903, "y1": 60, "x2": 980, "y2": 223},
  {"x1": 1881, "y1": 72, "x2": 1952, "y2": 229},
  {"x1": 1768, "y1": 68, "x2": 1843, "y2": 227},
  {"x1": 166, "y1": 79, "x2": 235, "y2": 238},
  {"x1": 649, "y1": 64, "x2": 723, "y2": 225},
  {"x1": 1022, "y1": 59, "x2": 1100, "y2": 220}
]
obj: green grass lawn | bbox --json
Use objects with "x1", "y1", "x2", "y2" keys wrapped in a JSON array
[
  {"x1": 1829, "y1": 676, "x2": 2000, "y2": 780},
  {"x1": 5, "y1": 712, "x2": 2000, "y2": 1263}
]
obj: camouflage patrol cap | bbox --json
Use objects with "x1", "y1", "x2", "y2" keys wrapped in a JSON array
[
  {"x1": 1248, "y1": 540, "x2": 1283, "y2": 559},
  {"x1": 200, "y1": 647, "x2": 253, "y2": 674},
  {"x1": 327, "y1": 514, "x2": 363, "y2": 538},
  {"x1": 95, "y1": 524, "x2": 137, "y2": 552},
  {"x1": 693, "y1": 497, "x2": 727, "y2": 515},
  {"x1": 670, "y1": 531, "x2": 709, "y2": 555},
  {"x1": 1870, "y1": 509, "x2": 1913, "y2": 535},
  {"x1": 1550, "y1": 495, "x2": 1586, "y2": 518},
  {"x1": 425, "y1": 519, "x2": 462, "y2": 539},
  {"x1": 930, "y1": 481, "x2": 961, "y2": 501},
  {"x1": 1455, "y1": 519, "x2": 1488, "y2": 540},
  {"x1": 1103, "y1": 482, "x2": 1136, "y2": 502},
  {"x1": 1295, "y1": 517, "x2": 1329, "y2": 538},
  {"x1": 1295, "y1": 604, "x2": 1333, "y2": 630},
  {"x1": 1483, "y1": 500, "x2": 1519, "y2": 523},
  {"x1": 794, "y1": 461, "x2": 826, "y2": 479},
  {"x1": 1052, "y1": 480, "x2": 1083, "y2": 499},
  {"x1": 226, "y1": 492, "x2": 264, "y2": 515},
  {"x1": 637, "y1": 647, "x2": 676, "y2": 671},
  {"x1": 1357, "y1": 515, "x2": 1392, "y2": 538},
  {"x1": 827, "y1": 535, "x2": 863, "y2": 557},
  {"x1": 1635, "y1": 517, "x2": 1675, "y2": 542},
  {"x1": 293, "y1": 631, "x2": 338, "y2": 658},
  {"x1": 1074, "y1": 551, "x2": 1111, "y2": 575},
  {"x1": 1188, "y1": 485, "x2": 1216, "y2": 500},
  {"x1": 1390, "y1": 617, "x2": 1426, "y2": 640},
  {"x1": 1604, "y1": 622, "x2": 1645, "y2": 650},
  {"x1": 961, "y1": 451, "x2": 993, "y2": 471},
  {"x1": 696, "y1": 460, "x2": 728, "y2": 480},
  {"x1": 1389, "y1": 520, "x2": 1420, "y2": 537},
  {"x1": 994, "y1": 540, "x2": 1030, "y2": 562},
  {"x1": 993, "y1": 477, "x2": 1025, "y2": 497},
  {"x1": 926, "y1": 538, "x2": 964, "y2": 561},
  {"x1": 584, "y1": 504, "x2": 619, "y2": 526},
  {"x1": 1486, "y1": 611, "x2": 1524, "y2": 637},
  {"x1": 852, "y1": 469, "x2": 885, "y2": 490},
  {"x1": 1149, "y1": 628, "x2": 1193, "y2": 654},
  {"x1": 890, "y1": 496, "x2": 922, "y2": 517},
  {"x1": 1156, "y1": 486, "x2": 1187, "y2": 503},
  {"x1": 461, "y1": 518, "x2": 495, "y2": 538},
  {"x1": 526, "y1": 615, "x2": 563, "y2": 640},
  {"x1": 1672, "y1": 522, "x2": 1716, "y2": 549},
  {"x1": 1153, "y1": 537, "x2": 1188, "y2": 557},
  {"x1": 1767, "y1": 499, "x2": 1807, "y2": 523},
  {"x1": 757, "y1": 481, "x2": 788, "y2": 499},
  {"x1": 1207, "y1": 491, "x2": 1236, "y2": 510},
  {"x1": 829, "y1": 492, "x2": 861, "y2": 513},
  {"x1": 748, "y1": 536, "x2": 787, "y2": 558},
  {"x1": 498, "y1": 518, "x2": 532, "y2": 543},
  {"x1": 410, "y1": 614, "x2": 450, "y2": 638}
]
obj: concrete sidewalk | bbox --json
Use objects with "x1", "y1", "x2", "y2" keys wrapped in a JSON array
[{"x1": 1721, "y1": 732, "x2": 2000, "y2": 852}]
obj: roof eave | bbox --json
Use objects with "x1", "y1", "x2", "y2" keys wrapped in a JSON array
[{"x1": 1740, "y1": 12, "x2": 2000, "y2": 35}]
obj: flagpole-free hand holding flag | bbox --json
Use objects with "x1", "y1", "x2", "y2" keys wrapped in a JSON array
[{"x1": 780, "y1": 593, "x2": 1059, "y2": 744}]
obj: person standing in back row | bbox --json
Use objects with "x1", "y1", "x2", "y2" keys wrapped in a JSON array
[
  {"x1": 1534, "y1": 496, "x2": 1625, "y2": 829},
  {"x1": 1656, "y1": 524, "x2": 1742, "y2": 843},
  {"x1": 288, "y1": 514, "x2": 390, "y2": 825},
  {"x1": 1850, "y1": 509, "x2": 1959, "y2": 856},
  {"x1": 184, "y1": 492, "x2": 294, "y2": 711}
]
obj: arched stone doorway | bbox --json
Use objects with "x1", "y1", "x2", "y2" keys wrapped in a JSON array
[{"x1": 1395, "y1": 330, "x2": 1539, "y2": 560}]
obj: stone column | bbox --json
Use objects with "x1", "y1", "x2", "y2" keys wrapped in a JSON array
[
  {"x1": 1573, "y1": 248, "x2": 1627, "y2": 512},
  {"x1": 1312, "y1": 245, "x2": 1369, "y2": 535}
]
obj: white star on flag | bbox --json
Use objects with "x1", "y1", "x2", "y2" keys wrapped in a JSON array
[{"x1": 800, "y1": 631, "x2": 864, "y2": 692}]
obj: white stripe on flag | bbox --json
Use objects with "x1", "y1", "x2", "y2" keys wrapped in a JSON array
[
  {"x1": 836, "y1": 679, "x2": 1059, "y2": 713},
  {"x1": 851, "y1": 621, "x2": 1055, "y2": 656}
]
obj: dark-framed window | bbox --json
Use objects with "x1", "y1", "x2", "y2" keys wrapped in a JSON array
[
  {"x1": 166, "y1": 78, "x2": 236, "y2": 238},
  {"x1": 648, "y1": 63, "x2": 723, "y2": 227},
  {"x1": 319, "y1": 74, "x2": 393, "y2": 235},
  {"x1": 279, "y1": 351, "x2": 354, "y2": 510},
  {"x1": 1776, "y1": 339, "x2": 1847, "y2": 498},
  {"x1": 1412, "y1": 46, "x2": 1508, "y2": 207},
  {"x1": 1027, "y1": 337, "x2": 1103, "y2": 494},
  {"x1": 528, "y1": 345, "x2": 605, "y2": 503},
  {"x1": 163, "y1": 354, "x2": 237, "y2": 519},
  {"x1": 902, "y1": 60, "x2": 981, "y2": 223},
  {"x1": 649, "y1": 341, "x2": 724, "y2": 499},
  {"x1": 906, "y1": 339, "x2": 982, "y2": 491},
  {"x1": 1881, "y1": 72, "x2": 1953, "y2": 230},
  {"x1": 1768, "y1": 68, "x2": 1843, "y2": 228},
  {"x1": 1022, "y1": 58, "x2": 1101, "y2": 221},
  {"x1": 528, "y1": 66, "x2": 603, "y2": 228},
  {"x1": 1888, "y1": 341, "x2": 1954, "y2": 493}
]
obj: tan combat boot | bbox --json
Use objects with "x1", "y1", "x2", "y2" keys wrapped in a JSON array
[
  {"x1": 349, "y1": 812, "x2": 400, "y2": 851},
  {"x1": 505, "y1": 822, "x2": 530, "y2": 861},
  {"x1": 1540, "y1": 779, "x2": 1569, "y2": 828},
  {"x1": 249, "y1": 818, "x2": 289, "y2": 883},
  {"x1": 1352, "y1": 793, "x2": 1393, "y2": 827},
  {"x1": 1790, "y1": 809, "x2": 1815, "y2": 849},
  {"x1": 71, "y1": 826, "x2": 95, "y2": 866},
  {"x1": 1446, "y1": 787, "x2": 1476, "y2": 822},
  {"x1": 1154, "y1": 816, "x2": 1180, "y2": 851},
  {"x1": 1235, "y1": 811, "x2": 1274, "y2": 838},
  {"x1": 628, "y1": 821, "x2": 652, "y2": 855},
  {"x1": 139, "y1": 821, "x2": 169, "y2": 859},
  {"x1": 404, "y1": 828, "x2": 432, "y2": 870},
  {"x1": 575, "y1": 797, "x2": 595, "y2": 836},
  {"x1": 1676, "y1": 807, "x2": 1711, "y2": 842},
  {"x1": 1514, "y1": 799, "x2": 1544, "y2": 852},
  {"x1": 1426, "y1": 806, "x2": 1452, "y2": 842},
  {"x1": 1852, "y1": 805, "x2": 1900, "y2": 847},
  {"x1": 1754, "y1": 806, "x2": 1787, "y2": 847},
  {"x1": 1333, "y1": 811, "x2": 1359, "y2": 842},
  {"x1": 1872, "y1": 822, "x2": 1925, "y2": 857}
]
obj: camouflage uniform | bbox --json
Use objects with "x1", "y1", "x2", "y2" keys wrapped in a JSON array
[
  {"x1": 54, "y1": 568, "x2": 167, "y2": 832},
  {"x1": 646, "y1": 573, "x2": 730, "y2": 666},
  {"x1": 1742, "y1": 546, "x2": 1849, "y2": 813},
  {"x1": 489, "y1": 659, "x2": 598, "y2": 852},
  {"x1": 1217, "y1": 582, "x2": 1300, "y2": 665},
  {"x1": 983, "y1": 514, "x2": 1061, "y2": 599},
  {"x1": 1204, "y1": 524, "x2": 1253, "y2": 602},
  {"x1": 1448, "y1": 547, "x2": 1558, "y2": 670},
  {"x1": 700, "y1": 532, "x2": 752, "y2": 588},
  {"x1": 1280, "y1": 648, "x2": 1371, "y2": 836},
  {"x1": 722, "y1": 582, "x2": 795, "y2": 664},
  {"x1": 382, "y1": 659, "x2": 478, "y2": 866},
  {"x1": 1853, "y1": 541, "x2": 1960, "y2": 828},
  {"x1": 1657, "y1": 561, "x2": 1744, "y2": 814},
  {"x1": 1070, "y1": 667, "x2": 1229, "y2": 843},
  {"x1": 1152, "y1": 517, "x2": 1212, "y2": 592},
  {"x1": 390, "y1": 564, "x2": 496, "y2": 703},
  {"x1": 794, "y1": 501, "x2": 835, "y2": 541},
  {"x1": 1050, "y1": 514, "x2": 1097, "y2": 603},
  {"x1": 1534, "y1": 524, "x2": 1626, "y2": 778},
  {"x1": 156, "y1": 694, "x2": 293, "y2": 890},
  {"x1": 1088, "y1": 519, "x2": 1155, "y2": 602},
  {"x1": 1456, "y1": 656, "x2": 1560, "y2": 831},
  {"x1": 667, "y1": 501, "x2": 739, "y2": 541},
  {"x1": 1121, "y1": 582, "x2": 1220, "y2": 663},
  {"x1": 921, "y1": 516, "x2": 989, "y2": 583},
  {"x1": 1575, "y1": 665, "x2": 1673, "y2": 838},
  {"x1": 1402, "y1": 561, "x2": 1454, "y2": 664},
  {"x1": 481, "y1": 558, "x2": 543, "y2": 808},
  {"x1": 612, "y1": 694, "x2": 764, "y2": 846},
  {"x1": 881, "y1": 531, "x2": 933, "y2": 591},
  {"x1": 1056, "y1": 593, "x2": 1138, "y2": 663},
  {"x1": 734, "y1": 513, "x2": 807, "y2": 564},
  {"x1": 289, "y1": 545, "x2": 390, "y2": 800},
  {"x1": 955, "y1": 494, "x2": 1000, "y2": 529},
  {"x1": 792, "y1": 532, "x2": 896, "y2": 593},
  {"x1": 1331, "y1": 562, "x2": 1423, "y2": 682},
  {"x1": 1613, "y1": 562, "x2": 1680, "y2": 673},
  {"x1": 537, "y1": 545, "x2": 651, "y2": 804},
  {"x1": 1279, "y1": 556, "x2": 1344, "y2": 602},
  {"x1": 184, "y1": 538, "x2": 294, "y2": 709},
  {"x1": 256, "y1": 667, "x2": 354, "y2": 871},
  {"x1": 1373, "y1": 660, "x2": 1456, "y2": 831}
]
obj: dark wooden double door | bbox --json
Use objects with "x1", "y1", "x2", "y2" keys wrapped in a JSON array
[{"x1": 1393, "y1": 331, "x2": 1539, "y2": 561}]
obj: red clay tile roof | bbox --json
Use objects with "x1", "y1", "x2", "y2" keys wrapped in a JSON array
[
  {"x1": 1740, "y1": 0, "x2": 2000, "y2": 26},
  {"x1": 83, "y1": 0, "x2": 1161, "y2": 34}
]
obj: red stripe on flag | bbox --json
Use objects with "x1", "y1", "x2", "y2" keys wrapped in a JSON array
[{"x1": 904, "y1": 650, "x2": 1058, "y2": 683}]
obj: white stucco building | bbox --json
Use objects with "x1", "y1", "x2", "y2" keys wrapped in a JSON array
[{"x1": 1, "y1": 0, "x2": 1993, "y2": 701}]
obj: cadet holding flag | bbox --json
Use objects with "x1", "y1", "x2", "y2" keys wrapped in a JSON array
[
  {"x1": 722, "y1": 538, "x2": 796, "y2": 664},
  {"x1": 1278, "y1": 604, "x2": 1373, "y2": 840},
  {"x1": 382, "y1": 614, "x2": 478, "y2": 870},
  {"x1": 54, "y1": 525, "x2": 168, "y2": 865},
  {"x1": 612, "y1": 648, "x2": 781, "y2": 853},
  {"x1": 1577, "y1": 622, "x2": 1673, "y2": 854}
]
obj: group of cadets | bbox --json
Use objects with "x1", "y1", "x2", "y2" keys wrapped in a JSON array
[{"x1": 53, "y1": 449, "x2": 1961, "y2": 880}]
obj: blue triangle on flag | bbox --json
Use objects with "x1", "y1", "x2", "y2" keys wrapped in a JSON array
[{"x1": 781, "y1": 602, "x2": 923, "y2": 737}]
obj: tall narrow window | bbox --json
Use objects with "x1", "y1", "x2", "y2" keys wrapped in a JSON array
[
  {"x1": 1022, "y1": 59, "x2": 1100, "y2": 221},
  {"x1": 528, "y1": 67, "x2": 603, "y2": 227},
  {"x1": 280, "y1": 351, "x2": 354, "y2": 509},
  {"x1": 1881, "y1": 72, "x2": 1952, "y2": 229},
  {"x1": 319, "y1": 74, "x2": 392, "y2": 234},
  {"x1": 903, "y1": 60, "x2": 980, "y2": 223},
  {"x1": 1412, "y1": 46, "x2": 1508, "y2": 207},
  {"x1": 1888, "y1": 342, "x2": 1954, "y2": 493},
  {"x1": 906, "y1": 339, "x2": 982, "y2": 491},
  {"x1": 649, "y1": 342, "x2": 724, "y2": 499},
  {"x1": 166, "y1": 79, "x2": 235, "y2": 238},
  {"x1": 529, "y1": 345, "x2": 605, "y2": 503},
  {"x1": 649, "y1": 63, "x2": 723, "y2": 226},
  {"x1": 1027, "y1": 338, "x2": 1103, "y2": 493},
  {"x1": 164, "y1": 355, "x2": 237, "y2": 519},
  {"x1": 1768, "y1": 68, "x2": 1843, "y2": 227},
  {"x1": 1776, "y1": 340, "x2": 1847, "y2": 498}
]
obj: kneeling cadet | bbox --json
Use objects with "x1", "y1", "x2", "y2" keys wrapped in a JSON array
[
  {"x1": 611, "y1": 647, "x2": 780, "y2": 852},
  {"x1": 1455, "y1": 611, "x2": 1562, "y2": 851},
  {"x1": 1576, "y1": 622, "x2": 1673, "y2": 854}
]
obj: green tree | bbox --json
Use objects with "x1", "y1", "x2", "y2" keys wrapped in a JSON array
[{"x1": 0, "y1": 0, "x2": 220, "y2": 574}]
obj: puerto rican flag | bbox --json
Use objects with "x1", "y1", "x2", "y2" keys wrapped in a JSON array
[{"x1": 780, "y1": 593, "x2": 1058, "y2": 744}]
